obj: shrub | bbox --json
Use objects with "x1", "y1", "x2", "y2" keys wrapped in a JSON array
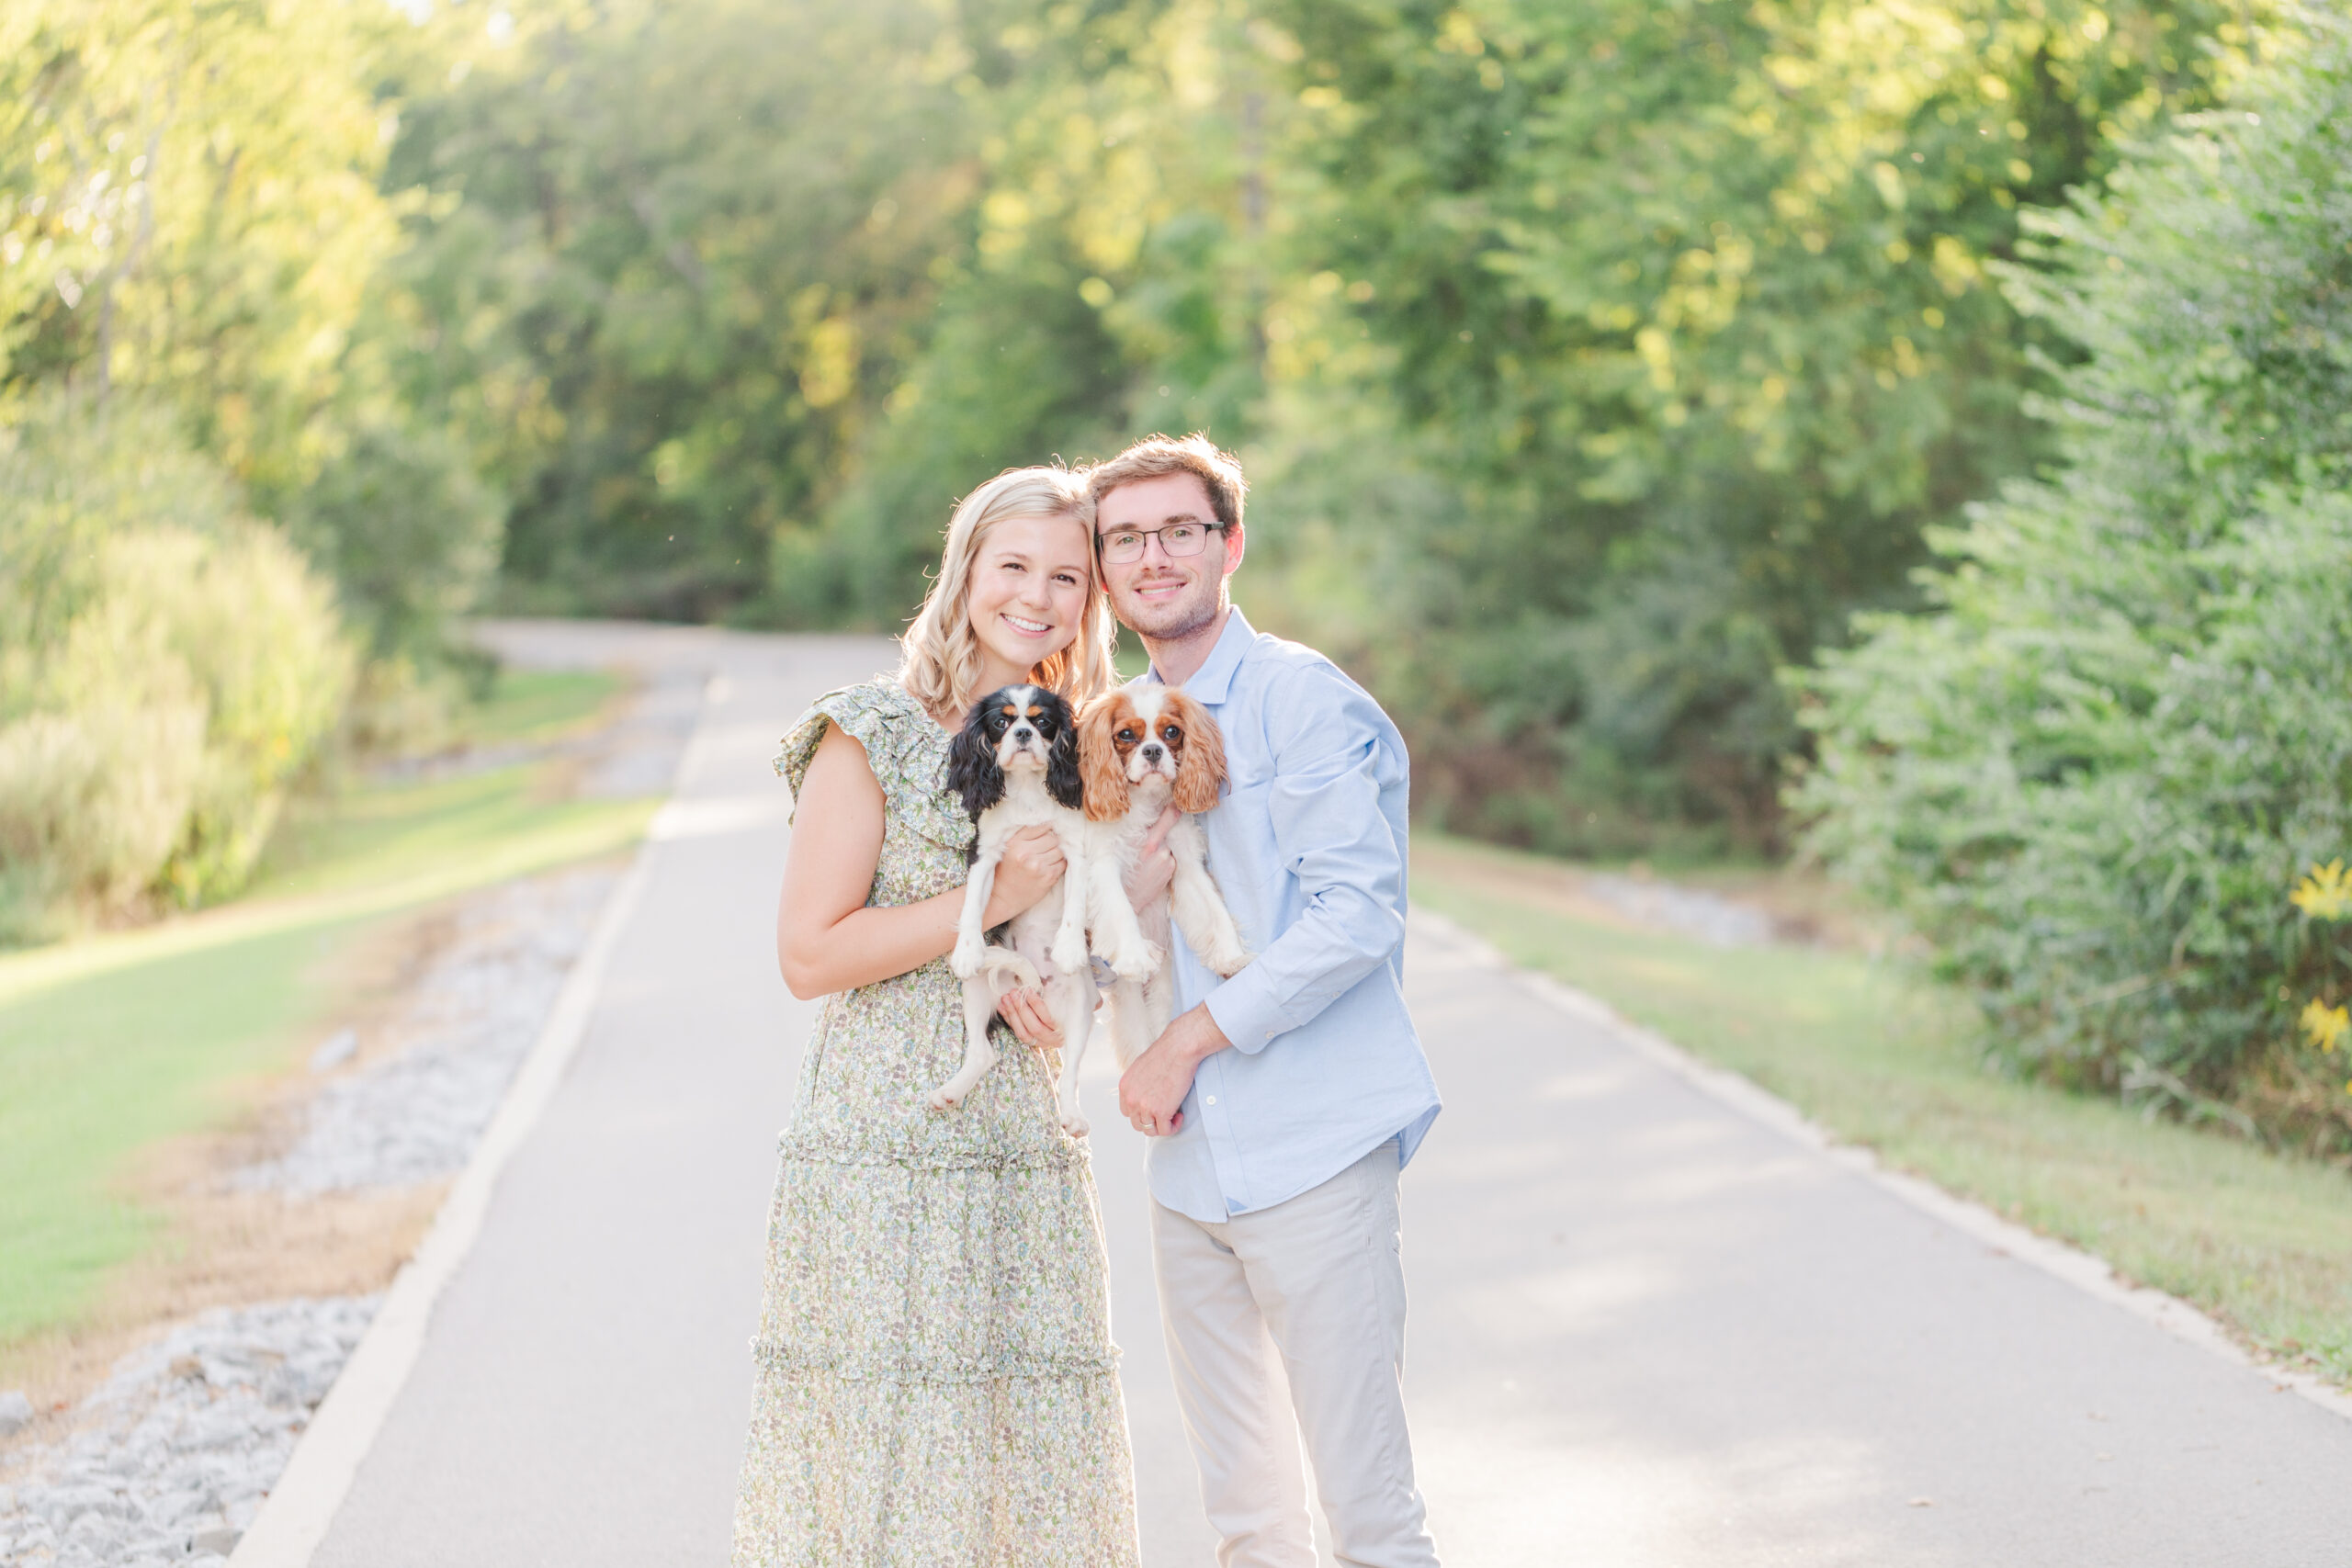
[
  {"x1": 0, "y1": 392, "x2": 352, "y2": 939},
  {"x1": 1788, "y1": 32, "x2": 2352, "y2": 1149}
]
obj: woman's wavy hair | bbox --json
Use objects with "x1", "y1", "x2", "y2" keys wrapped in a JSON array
[{"x1": 899, "y1": 466, "x2": 1116, "y2": 724}]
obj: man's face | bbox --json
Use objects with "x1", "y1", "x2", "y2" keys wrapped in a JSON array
[{"x1": 1095, "y1": 471, "x2": 1245, "y2": 642}]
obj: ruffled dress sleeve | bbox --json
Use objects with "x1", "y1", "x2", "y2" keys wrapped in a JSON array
[{"x1": 774, "y1": 680, "x2": 970, "y2": 852}]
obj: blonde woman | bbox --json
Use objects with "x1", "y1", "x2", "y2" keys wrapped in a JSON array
[{"x1": 732, "y1": 467, "x2": 1140, "y2": 1566}]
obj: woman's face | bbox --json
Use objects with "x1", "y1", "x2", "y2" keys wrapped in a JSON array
[{"x1": 964, "y1": 513, "x2": 1095, "y2": 690}]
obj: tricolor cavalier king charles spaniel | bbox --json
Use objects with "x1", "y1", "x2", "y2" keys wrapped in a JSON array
[{"x1": 936, "y1": 684, "x2": 1156, "y2": 1128}]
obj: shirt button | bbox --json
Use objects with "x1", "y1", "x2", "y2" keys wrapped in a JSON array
[{"x1": 1204, "y1": 1096, "x2": 1217, "y2": 1107}]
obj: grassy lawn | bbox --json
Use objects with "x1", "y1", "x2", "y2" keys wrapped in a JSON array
[
  {"x1": 1412, "y1": 833, "x2": 2352, "y2": 1387},
  {"x1": 0, "y1": 669, "x2": 650, "y2": 1347}
]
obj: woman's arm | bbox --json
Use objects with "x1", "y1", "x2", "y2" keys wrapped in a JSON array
[{"x1": 775, "y1": 724, "x2": 1065, "y2": 999}]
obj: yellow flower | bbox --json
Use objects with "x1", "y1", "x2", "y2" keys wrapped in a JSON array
[
  {"x1": 2301, "y1": 997, "x2": 2351, "y2": 1055},
  {"x1": 2290, "y1": 859, "x2": 2352, "y2": 920}
]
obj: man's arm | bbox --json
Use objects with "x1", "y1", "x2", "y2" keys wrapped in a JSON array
[
  {"x1": 1118, "y1": 662, "x2": 1407, "y2": 1134},
  {"x1": 1202, "y1": 664, "x2": 1406, "y2": 1054}
]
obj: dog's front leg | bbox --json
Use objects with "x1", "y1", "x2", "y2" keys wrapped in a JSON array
[
  {"x1": 1048, "y1": 829, "x2": 1091, "y2": 976},
  {"x1": 952, "y1": 845, "x2": 1001, "y2": 978},
  {"x1": 1170, "y1": 831, "x2": 1249, "y2": 976},
  {"x1": 1085, "y1": 848, "x2": 1159, "y2": 982}
]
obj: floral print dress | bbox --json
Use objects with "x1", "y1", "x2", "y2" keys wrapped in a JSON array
[{"x1": 732, "y1": 678, "x2": 1140, "y2": 1568}]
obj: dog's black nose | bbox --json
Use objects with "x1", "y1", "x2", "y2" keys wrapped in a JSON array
[{"x1": 1141, "y1": 743, "x2": 1164, "y2": 761}]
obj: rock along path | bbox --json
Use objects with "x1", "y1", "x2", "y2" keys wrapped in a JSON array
[{"x1": 268, "y1": 623, "x2": 2352, "y2": 1568}]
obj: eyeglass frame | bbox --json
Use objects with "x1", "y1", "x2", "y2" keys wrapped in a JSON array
[{"x1": 1094, "y1": 519, "x2": 1231, "y2": 565}]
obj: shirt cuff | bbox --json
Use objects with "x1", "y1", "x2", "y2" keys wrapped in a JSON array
[{"x1": 1204, "y1": 964, "x2": 1286, "y2": 1055}]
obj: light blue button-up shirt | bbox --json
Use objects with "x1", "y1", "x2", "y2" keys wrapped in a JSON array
[{"x1": 1142, "y1": 606, "x2": 1442, "y2": 1223}]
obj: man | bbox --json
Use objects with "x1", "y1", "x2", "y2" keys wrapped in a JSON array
[{"x1": 1088, "y1": 434, "x2": 1443, "y2": 1568}]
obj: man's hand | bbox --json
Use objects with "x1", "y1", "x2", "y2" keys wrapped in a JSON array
[
  {"x1": 1122, "y1": 806, "x2": 1181, "y2": 910},
  {"x1": 997, "y1": 987, "x2": 1064, "y2": 1053},
  {"x1": 1118, "y1": 1003, "x2": 1229, "y2": 1136}
]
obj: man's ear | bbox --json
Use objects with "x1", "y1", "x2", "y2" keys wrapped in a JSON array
[
  {"x1": 1077, "y1": 695, "x2": 1133, "y2": 822},
  {"x1": 1169, "y1": 693, "x2": 1227, "y2": 814}
]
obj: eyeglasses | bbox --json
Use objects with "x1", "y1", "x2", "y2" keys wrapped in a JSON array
[{"x1": 1098, "y1": 521, "x2": 1227, "y2": 565}]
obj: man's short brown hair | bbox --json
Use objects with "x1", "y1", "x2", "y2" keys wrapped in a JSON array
[{"x1": 1084, "y1": 433, "x2": 1248, "y2": 532}]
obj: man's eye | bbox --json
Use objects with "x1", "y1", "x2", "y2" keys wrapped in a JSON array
[{"x1": 1110, "y1": 533, "x2": 1141, "y2": 549}]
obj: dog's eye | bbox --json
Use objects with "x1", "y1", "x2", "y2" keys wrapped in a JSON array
[
  {"x1": 1161, "y1": 724, "x2": 1182, "y2": 742},
  {"x1": 1116, "y1": 728, "x2": 1136, "y2": 743}
]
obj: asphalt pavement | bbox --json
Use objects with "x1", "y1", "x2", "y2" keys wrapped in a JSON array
[{"x1": 300, "y1": 624, "x2": 2352, "y2": 1568}]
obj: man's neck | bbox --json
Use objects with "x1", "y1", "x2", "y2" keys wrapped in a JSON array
[{"x1": 1143, "y1": 604, "x2": 1232, "y2": 688}]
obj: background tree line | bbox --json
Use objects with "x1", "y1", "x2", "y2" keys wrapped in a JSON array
[
  {"x1": 379, "y1": 0, "x2": 2271, "y2": 857},
  {"x1": 5, "y1": 0, "x2": 2343, "y2": 1146}
]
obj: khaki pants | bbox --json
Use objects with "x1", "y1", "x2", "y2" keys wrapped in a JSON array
[{"x1": 1149, "y1": 1140, "x2": 1441, "y2": 1568}]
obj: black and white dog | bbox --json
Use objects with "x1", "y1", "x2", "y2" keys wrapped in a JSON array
[{"x1": 933, "y1": 684, "x2": 1156, "y2": 1129}]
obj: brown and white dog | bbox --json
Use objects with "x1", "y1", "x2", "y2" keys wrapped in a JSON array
[{"x1": 1067, "y1": 685, "x2": 1250, "y2": 1133}]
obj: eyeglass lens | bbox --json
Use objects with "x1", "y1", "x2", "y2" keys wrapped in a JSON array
[{"x1": 1102, "y1": 524, "x2": 1212, "y2": 564}]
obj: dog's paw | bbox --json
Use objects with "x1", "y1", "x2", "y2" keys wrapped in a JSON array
[
  {"x1": 1204, "y1": 940, "x2": 1250, "y2": 977},
  {"x1": 949, "y1": 935, "x2": 984, "y2": 979},
  {"x1": 1049, "y1": 930, "x2": 1089, "y2": 976},
  {"x1": 925, "y1": 1086, "x2": 962, "y2": 1112},
  {"x1": 1107, "y1": 937, "x2": 1162, "y2": 983},
  {"x1": 1058, "y1": 1103, "x2": 1091, "y2": 1138}
]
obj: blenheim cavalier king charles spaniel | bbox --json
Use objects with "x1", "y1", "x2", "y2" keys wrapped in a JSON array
[
  {"x1": 936, "y1": 684, "x2": 1156, "y2": 1129},
  {"x1": 1070, "y1": 684, "x2": 1251, "y2": 1126}
]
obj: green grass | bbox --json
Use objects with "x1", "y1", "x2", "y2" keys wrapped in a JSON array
[
  {"x1": 1413, "y1": 834, "x2": 2352, "y2": 1386},
  {"x1": 0, "y1": 667, "x2": 649, "y2": 1345},
  {"x1": 447, "y1": 667, "x2": 618, "y2": 750}
]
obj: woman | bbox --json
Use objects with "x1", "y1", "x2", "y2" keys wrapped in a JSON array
[{"x1": 732, "y1": 467, "x2": 1141, "y2": 1567}]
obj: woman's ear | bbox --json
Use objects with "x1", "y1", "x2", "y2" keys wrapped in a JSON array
[
  {"x1": 945, "y1": 714, "x2": 1003, "y2": 820},
  {"x1": 1078, "y1": 696, "x2": 1133, "y2": 822},
  {"x1": 1170, "y1": 693, "x2": 1227, "y2": 814},
  {"x1": 1046, "y1": 703, "x2": 1087, "y2": 812}
]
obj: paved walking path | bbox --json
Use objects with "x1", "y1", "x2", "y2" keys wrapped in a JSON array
[{"x1": 295, "y1": 626, "x2": 2352, "y2": 1568}]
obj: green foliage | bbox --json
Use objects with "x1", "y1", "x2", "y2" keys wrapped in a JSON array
[
  {"x1": 1251, "y1": 0, "x2": 2268, "y2": 852},
  {"x1": 1791, "y1": 33, "x2": 2352, "y2": 1147},
  {"x1": 379, "y1": 0, "x2": 979, "y2": 621},
  {"x1": 0, "y1": 391, "x2": 351, "y2": 939}
]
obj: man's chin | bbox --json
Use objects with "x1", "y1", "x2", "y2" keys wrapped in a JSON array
[{"x1": 1116, "y1": 592, "x2": 1221, "y2": 642}]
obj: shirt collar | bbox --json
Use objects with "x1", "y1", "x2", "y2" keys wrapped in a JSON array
[{"x1": 1148, "y1": 604, "x2": 1255, "y2": 703}]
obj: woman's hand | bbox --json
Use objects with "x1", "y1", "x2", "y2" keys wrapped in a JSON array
[
  {"x1": 1123, "y1": 807, "x2": 1181, "y2": 910},
  {"x1": 998, "y1": 987, "x2": 1065, "y2": 1053},
  {"x1": 982, "y1": 825, "x2": 1066, "y2": 925}
]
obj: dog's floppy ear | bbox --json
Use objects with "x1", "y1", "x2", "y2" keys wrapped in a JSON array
[
  {"x1": 944, "y1": 700, "x2": 1005, "y2": 821},
  {"x1": 1078, "y1": 694, "x2": 1133, "y2": 823},
  {"x1": 1043, "y1": 692, "x2": 1086, "y2": 812},
  {"x1": 1168, "y1": 691, "x2": 1227, "y2": 814}
]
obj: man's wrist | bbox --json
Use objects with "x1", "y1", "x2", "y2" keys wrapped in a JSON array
[{"x1": 1177, "y1": 1004, "x2": 1229, "y2": 1065}]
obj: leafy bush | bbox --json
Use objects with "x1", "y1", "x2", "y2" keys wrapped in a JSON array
[
  {"x1": 1790, "y1": 33, "x2": 2352, "y2": 1148},
  {"x1": 0, "y1": 393, "x2": 352, "y2": 940}
]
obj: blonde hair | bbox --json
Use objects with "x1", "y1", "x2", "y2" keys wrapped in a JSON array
[{"x1": 899, "y1": 466, "x2": 1117, "y2": 722}]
